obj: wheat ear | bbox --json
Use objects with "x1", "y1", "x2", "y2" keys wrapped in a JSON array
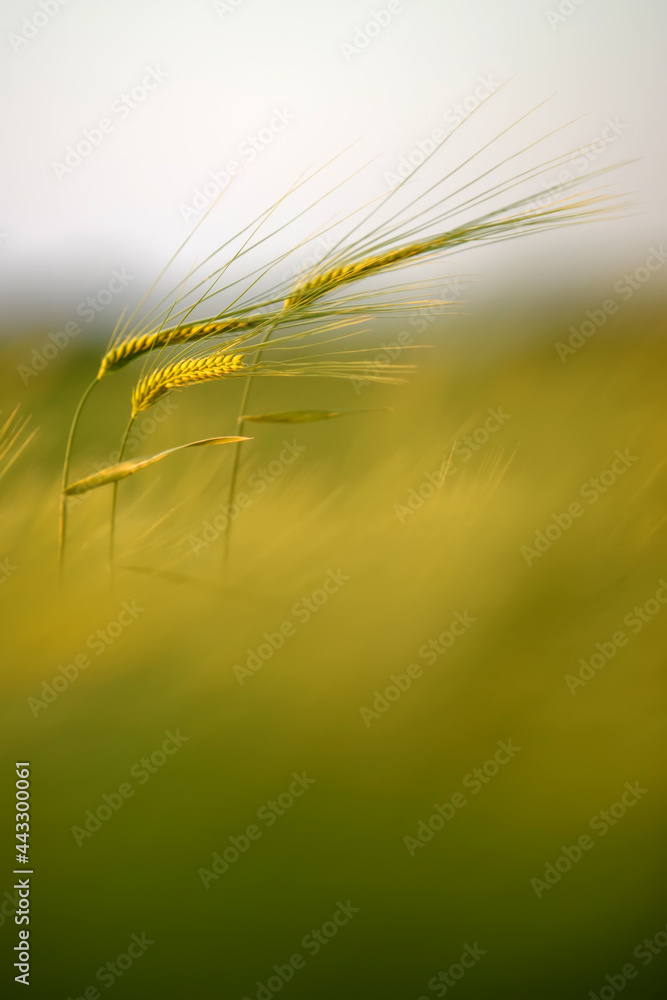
[
  {"x1": 284, "y1": 201, "x2": 605, "y2": 310},
  {"x1": 131, "y1": 353, "x2": 246, "y2": 417},
  {"x1": 98, "y1": 316, "x2": 263, "y2": 377}
]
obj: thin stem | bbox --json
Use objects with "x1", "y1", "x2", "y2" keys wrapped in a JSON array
[
  {"x1": 58, "y1": 378, "x2": 98, "y2": 581},
  {"x1": 223, "y1": 323, "x2": 278, "y2": 565},
  {"x1": 109, "y1": 416, "x2": 136, "y2": 575}
]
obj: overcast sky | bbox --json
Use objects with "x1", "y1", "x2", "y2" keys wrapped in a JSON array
[{"x1": 2, "y1": 0, "x2": 666, "y2": 322}]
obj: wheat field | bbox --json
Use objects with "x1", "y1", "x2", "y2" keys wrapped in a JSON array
[{"x1": 1, "y1": 293, "x2": 665, "y2": 998}]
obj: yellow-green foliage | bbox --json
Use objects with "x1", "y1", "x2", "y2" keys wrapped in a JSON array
[{"x1": 1, "y1": 301, "x2": 665, "y2": 993}]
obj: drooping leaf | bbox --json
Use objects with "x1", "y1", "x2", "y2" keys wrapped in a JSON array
[
  {"x1": 241, "y1": 408, "x2": 391, "y2": 424},
  {"x1": 63, "y1": 436, "x2": 251, "y2": 496}
]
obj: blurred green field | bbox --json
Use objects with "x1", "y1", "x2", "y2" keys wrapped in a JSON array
[{"x1": 1, "y1": 299, "x2": 666, "y2": 999}]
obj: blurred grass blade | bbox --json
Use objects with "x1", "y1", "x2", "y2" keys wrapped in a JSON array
[
  {"x1": 63, "y1": 436, "x2": 251, "y2": 496},
  {"x1": 0, "y1": 407, "x2": 36, "y2": 482},
  {"x1": 241, "y1": 408, "x2": 392, "y2": 423}
]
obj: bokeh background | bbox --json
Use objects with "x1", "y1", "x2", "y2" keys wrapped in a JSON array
[{"x1": 2, "y1": 1, "x2": 666, "y2": 998}]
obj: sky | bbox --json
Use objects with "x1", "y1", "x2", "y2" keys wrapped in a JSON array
[{"x1": 1, "y1": 0, "x2": 666, "y2": 322}]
